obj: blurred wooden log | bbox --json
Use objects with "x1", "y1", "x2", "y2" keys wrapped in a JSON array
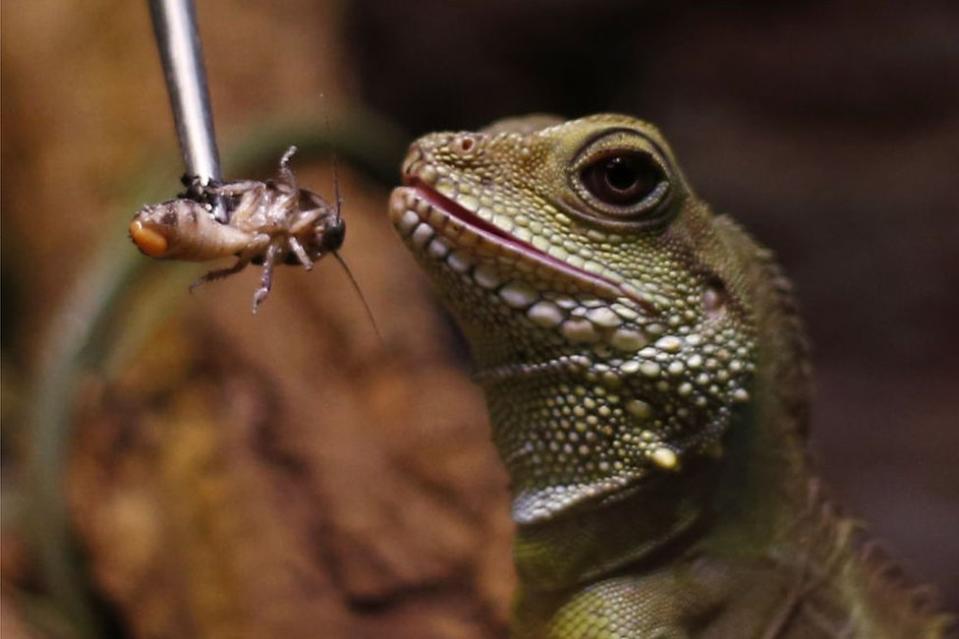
[{"x1": 68, "y1": 170, "x2": 515, "y2": 638}]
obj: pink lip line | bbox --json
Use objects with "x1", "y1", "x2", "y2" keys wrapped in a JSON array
[{"x1": 404, "y1": 177, "x2": 642, "y2": 304}]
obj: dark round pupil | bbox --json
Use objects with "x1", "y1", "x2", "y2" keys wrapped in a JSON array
[
  {"x1": 604, "y1": 156, "x2": 640, "y2": 191},
  {"x1": 581, "y1": 151, "x2": 662, "y2": 207}
]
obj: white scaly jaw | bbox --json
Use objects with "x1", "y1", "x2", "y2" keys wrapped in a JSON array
[
  {"x1": 389, "y1": 182, "x2": 661, "y2": 358},
  {"x1": 389, "y1": 180, "x2": 654, "y2": 312}
]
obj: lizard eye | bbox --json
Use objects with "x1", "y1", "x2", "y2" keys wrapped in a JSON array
[
  {"x1": 565, "y1": 129, "x2": 679, "y2": 229},
  {"x1": 581, "y1": 154, "x2": 657, "y2": 205},
  {"x1": 580, "y1": 152, "x2": 667, "y2": 209}
]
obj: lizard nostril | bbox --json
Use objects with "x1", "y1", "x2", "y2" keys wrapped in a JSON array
[{"x1": 452, "y1": 134, "x2": 478, "y2": 156}]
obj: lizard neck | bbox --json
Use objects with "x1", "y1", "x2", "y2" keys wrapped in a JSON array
[
  {"x1": 704, "y1": 217, "x2": 813, "y2": 554},
  {"x1": 500, "y1": 217, "x2": 814, "y2": 591},
  {"x1": 510, "y1": 454, "x2": 720, "y2": 589}
]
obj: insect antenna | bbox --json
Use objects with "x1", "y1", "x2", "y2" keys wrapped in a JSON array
[
  {"x1": 332, "y1": 251, "x2": 383, "y2": 344},
  {"x1": 329, "y1": 140, "x2": 343, "y2": 226},
  {"x1": 322, "y1": 106, "x2": 380, "y2": 342},
  {"x1": 319, "y1": 99, "x2": 344, "y2": 224}
]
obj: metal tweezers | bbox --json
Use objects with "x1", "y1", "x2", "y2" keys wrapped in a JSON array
[{"x1": 148, "y1": 0, "x2": 228, "y2": 222}]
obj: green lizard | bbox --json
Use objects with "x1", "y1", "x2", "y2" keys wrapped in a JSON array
[{"x1": 389, "y1": 114, "x2": 951, "y2": 638}]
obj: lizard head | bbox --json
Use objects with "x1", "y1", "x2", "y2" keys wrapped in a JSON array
[{"x1": 390, "y1": 114, "x2": 758, "y2": 524}]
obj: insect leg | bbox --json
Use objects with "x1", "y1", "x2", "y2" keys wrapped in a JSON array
[
  {"x1": 287, "y1": 236, "x2": 313, "y2": 271},
  {"x1": 189, "y1": 258, "x2": 250, "y2": 292},
  {"x1": 289, "y1": 206, "x2": 325, "y2": 234},
  {"x1": 252, "y1": 241, "x2": 282, "y2": 313},
  {"x1": 212, "y1": 180, "x2": 266, "y2": 196},
  {"x1": 277, "y1": 146, "x2": 298, "y2": 190}
]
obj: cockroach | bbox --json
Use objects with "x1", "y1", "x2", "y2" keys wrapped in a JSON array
[{"x1": 130, "y1": 146, "x2": 349, "y2": 313}]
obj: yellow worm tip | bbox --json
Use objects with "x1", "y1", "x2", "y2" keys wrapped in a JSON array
[{"x1": 129, "y1": 220, "x2": 169, "y2": 257}]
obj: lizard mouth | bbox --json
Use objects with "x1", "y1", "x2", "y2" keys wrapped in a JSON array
[{"x1": 391, "y1": 177, "x2": 646, "y2": 305}]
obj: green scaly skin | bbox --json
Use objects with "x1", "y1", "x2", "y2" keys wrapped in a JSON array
[{"x1": 388, "y1": 114, "x2": 951, "y2": 638}]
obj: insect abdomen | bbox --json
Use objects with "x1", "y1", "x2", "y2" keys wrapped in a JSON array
[{"x1": 131, "y1": 199, "x2": 256, "y2": 261}]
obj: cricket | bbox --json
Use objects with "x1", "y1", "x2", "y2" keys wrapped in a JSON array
[{"x1": 129, "y1": 146, "x2": 346, "y2": 312}]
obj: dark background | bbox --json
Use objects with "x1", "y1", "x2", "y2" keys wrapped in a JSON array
[
  {"x1": 2, "y1": 1, "x2": 957, "y2": 636},
  {"x1": 349, "y1": 0, "x2": 959, "y2": 589}
]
